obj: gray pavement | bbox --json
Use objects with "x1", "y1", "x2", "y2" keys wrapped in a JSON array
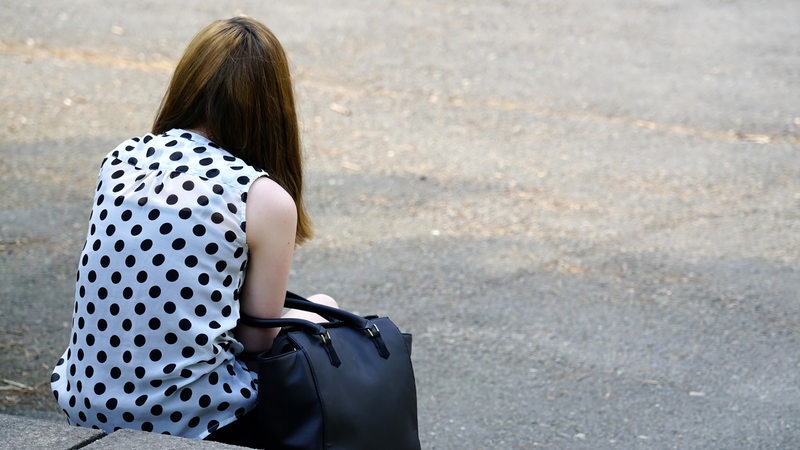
[{"x1": 1, "y1": 1, "x2": 799, "y2": 448}]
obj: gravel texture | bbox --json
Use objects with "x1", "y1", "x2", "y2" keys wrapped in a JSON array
[{"x1": 1, "y1": 1, "x2": 798, "y2": 448}]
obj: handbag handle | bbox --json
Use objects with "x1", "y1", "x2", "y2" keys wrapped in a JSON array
[
  {"x1": 238, "y1": 292, "x2": 392, "y2": 363},
  {"x1": 238, "y1": 292, "x2": 369, "y2": 329},
  {"x1": 284, "y1": 291, "x2": 373, "y2": 330}
]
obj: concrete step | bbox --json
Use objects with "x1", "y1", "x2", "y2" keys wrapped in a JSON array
[{"x1": 0, "y1": 413, "x2": 246, "y2": 450}]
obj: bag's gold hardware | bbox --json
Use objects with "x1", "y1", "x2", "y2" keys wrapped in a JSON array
[{"x1": 366, "y1": 324, "x2": 381, "y2": 337}]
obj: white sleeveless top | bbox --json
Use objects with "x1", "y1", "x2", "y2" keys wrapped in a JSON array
[{"x1": 51, "y1": 129, "x2": 267, "y2": 438}]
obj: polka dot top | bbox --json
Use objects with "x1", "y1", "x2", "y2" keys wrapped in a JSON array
[{"x1": 51, "y1": 129, "x2": 267, "y2": 439}]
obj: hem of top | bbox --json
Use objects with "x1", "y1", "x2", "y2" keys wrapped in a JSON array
[{"x1": 193, "y1": 402, "x2": 258, "y2": 441}]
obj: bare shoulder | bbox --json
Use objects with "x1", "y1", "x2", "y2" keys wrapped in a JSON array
[
  {"x1": 247, "y1": 176, "x2": 296, "y2": 215},
  {"x1": 246, "y1": 176, "x2": 297, "y2": 245}
]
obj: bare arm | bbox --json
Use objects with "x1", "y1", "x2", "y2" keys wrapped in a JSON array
[{"x1": 236, "y1": 176, "x2": 297, "y2": 353}]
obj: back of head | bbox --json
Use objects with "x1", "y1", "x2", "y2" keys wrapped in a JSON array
[{"x1": 153, "y1": 17, "x2": 311, "y2": 244}]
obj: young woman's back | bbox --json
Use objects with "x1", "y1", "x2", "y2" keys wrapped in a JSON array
[{"x1": 51, "y1": 129, "x2": 265, "y2": 437}]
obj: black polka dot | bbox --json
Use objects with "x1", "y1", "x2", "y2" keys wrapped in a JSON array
[
  {"x1": 166, "y1": 269, "x2": 180, "y2": 281},
  {"x1": 184, "y1": 255, "x2": 198, "y2": 268},
  {"x1": 149, "y1": 286, "x2": 161, "y2": 298},
  {"x1": 164, "y1": 301, "x2": 176, "y2": 314},
  {"x1": 148, "y1": 318, "x2": 161, "y2": 330},
  {"x1": 192, "y1": 224, "x2": 206, "y2": 236},
  {"x1": 149, "y1": 349, "x2": 162, "y2": 361},
  {"x1": 152, "y1": 254, "x2": 164, "y2": 266}
]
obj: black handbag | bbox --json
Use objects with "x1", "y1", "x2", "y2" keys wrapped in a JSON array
[{"x1": 238, "y1": 292, "x2": 421, "y2": 450}]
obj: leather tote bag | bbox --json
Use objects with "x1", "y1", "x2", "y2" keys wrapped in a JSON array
[{"x1": 238, "y1": 292, "x2": 421, "y2": 450}]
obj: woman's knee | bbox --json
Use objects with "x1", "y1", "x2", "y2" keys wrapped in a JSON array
[{"x1": 308, "y1": 293, "x2": 338, "y2": 309}]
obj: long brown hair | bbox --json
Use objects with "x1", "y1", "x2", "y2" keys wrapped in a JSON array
[{"x1": 153, "y1": 17, "x2": 312, "y2": 244}]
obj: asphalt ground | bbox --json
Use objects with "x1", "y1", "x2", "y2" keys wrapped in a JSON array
[{"x1": 1, "y1": 1, "x2": 799, "y2": 448}]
